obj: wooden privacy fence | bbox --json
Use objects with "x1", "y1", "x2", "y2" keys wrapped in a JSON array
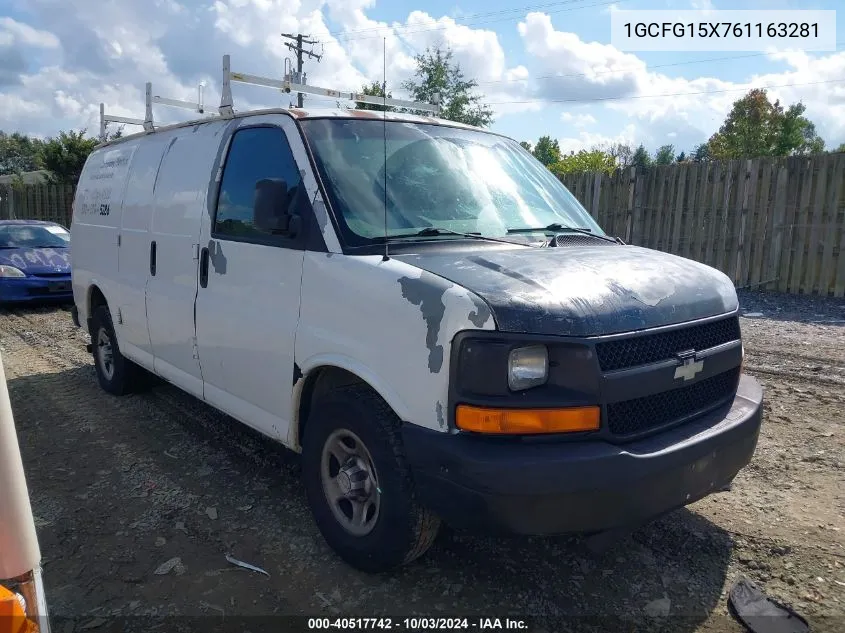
[
  {"x1": 1, "y1": 154, "x2": 844, "y2": 296},
  {"x1": 560, "y1": 154, "x2": 845, "y2": 298},
  {"x1": 0, "y1": 184, "x2": 75, "y2": 228}
]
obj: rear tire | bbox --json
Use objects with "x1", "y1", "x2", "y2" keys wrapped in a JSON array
[
  {"x1": 302, "y1": 384, "x2": 441, "y2": 572},
  {"x1": 90, "y1": 305, "x2": 145, "y2": 395}
]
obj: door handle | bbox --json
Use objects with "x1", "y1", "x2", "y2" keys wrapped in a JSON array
[
  {"x1": 149, "y1": 240, "x2": 157, "y2": 276},
  {"x1": 199, "y1": 246, "x2": 210, "y2": 288}
]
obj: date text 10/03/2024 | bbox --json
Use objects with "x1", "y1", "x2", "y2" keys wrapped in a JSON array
[{"x1": 307, "y1": 618, "x2": 528, "y2": 631}]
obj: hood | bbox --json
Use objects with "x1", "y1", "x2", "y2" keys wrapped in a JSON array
[
  {"x1": 393, "y1": 243, "x2": 738, "y2": 337},
  {"x1": 0, "y1": 247, "x2": 71, "y2": 275}
]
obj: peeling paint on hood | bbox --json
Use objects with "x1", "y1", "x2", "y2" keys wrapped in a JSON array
[
  {"x1": 0, "y1": 247, "x2": 70, "y2": 274},
  {"x1": 394, "y1": 245, "x2": 738, "y2": 337}
]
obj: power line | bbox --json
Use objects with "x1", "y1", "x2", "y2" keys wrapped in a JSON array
[
  {"x1": 484, "y1": 77, "x2": 845, "y2": 105},
  {"x1": 332, "y1": 0, "x2": 623, "y2": 43},
  {"x1": 281, "y1": 32, "x2": 323, "y2": 108},
  {"x1": 475, "y1": 43, "x2": 845, "y2": 87},
  {"x1": 325, "y1": 0, "x2": 606, "y2": 38}
]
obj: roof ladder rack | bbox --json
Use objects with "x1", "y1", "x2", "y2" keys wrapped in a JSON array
[
  {"x1": 99, "y1": 82, "x2": 153, "y2": 142},
  {"x1": 153, "y1": 81, "x2": 218, "y2": 117},
  {"x1": 100, "y1": 81, "x2": 218, "y2": 141},
  {"x1": 218, "y1": 54, "x2": 440, "y2": 117}
]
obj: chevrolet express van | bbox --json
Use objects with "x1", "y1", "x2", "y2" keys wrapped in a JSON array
[{"x1": 71, "y1": 108, "x2": 763, "y2": 572}]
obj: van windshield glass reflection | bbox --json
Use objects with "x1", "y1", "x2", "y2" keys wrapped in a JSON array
[{"x1": 300, "y1": 119, "x2": 603, "y2": 246}]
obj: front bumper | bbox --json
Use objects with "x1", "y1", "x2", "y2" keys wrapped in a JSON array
[
  {"x1": 404, "y1": 373, "x2": 763, "y2": 535},
  {"x1": 0, "y1": 276, "x2": 73, "y2": 302}
]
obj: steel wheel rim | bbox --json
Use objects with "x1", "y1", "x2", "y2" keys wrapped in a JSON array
[
  {"x1": 320, "y1": 428, "x2": 380, "y2": 536},
  {"x1": 96, "y1": 328, "x2": 115, "y2": 381}
]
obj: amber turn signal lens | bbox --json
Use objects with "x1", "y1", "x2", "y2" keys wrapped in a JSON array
[
  {"x1": 456, "y1": 404, "x2": 600, "y2": 434},
  {"x1": 0, "y1": 585, "x2": 29, "y2": 633}
]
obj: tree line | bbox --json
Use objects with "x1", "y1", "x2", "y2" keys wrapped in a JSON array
[
  {"x1": 3, "y1": 46, "x2": 843, "y2": 185},
  {"x1": 522, "y1": 88, "x2": 843, "y2": 176},
  {"x1": 0, "y1": 127, "x2": 122, "y2": 186}
]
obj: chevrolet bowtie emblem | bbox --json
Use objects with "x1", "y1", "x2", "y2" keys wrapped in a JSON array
[{"x1": 674, "y1": 353, "x2": 704, "y2": 381}]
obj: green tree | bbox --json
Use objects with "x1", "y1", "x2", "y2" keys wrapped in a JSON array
[
  {"x1": 654, "y1": 144, "x2": 675, "y2": 165},
  {"x1": 0, "y1": 132, "x2": 44, "y2": 176},
  {"x1": 548, "y1": 150, "x2": 616, "y2": 177},
  {"x1": 532, "y1": 135, "x2": 561, "y2": 166},
  {"x1": 834, "y1": 142, "x2": 845, "y2": 153},
  {"x1": 519, "y1": 141, "x2": 533, "y2": 153},
  {"x1": 774, "y1": 102, "x2": 824, "y2": 155},
  {"x1": 355, "y1": 81, "x2": 394, "y2": 112},
  {"x1": 39, "y1": 129, "x2": 99, "y2": 185},
  {"x1": 707, "y1": 88, "x2": 825, "y2": 159},
  {"x1": 692, "y1": 143, "x2": 711, "y2": 162},
  {"x1": 401, "y1": 46, "x2": 493, "y2": 127},
  {"x1": 676, "y1": 151, "x2": 687, "y2": 163},
  {"x1": 631, "y1": 144, "x2": 652, "y2": 168},
  {"x1": 591, "y1": 142, "x2": 633, "y2": 168}
]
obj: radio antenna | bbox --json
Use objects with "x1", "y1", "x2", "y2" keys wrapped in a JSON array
[{"x1": 382, "y1": 36, "x2": 389, "y2": 262}]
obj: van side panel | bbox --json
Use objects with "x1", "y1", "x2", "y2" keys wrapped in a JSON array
[
  {"x1": 293, "y1": 253, "x2": 495, "y2": 443},
  {"x1": 71, "y1": 142, "x2": 138, "y2": 326},
  {"x1": 145, "y1": 122, "x2": 226, "y2": 398},
  {"x1": 114, "y1": 135, "x2": 172, "y2": 369}
]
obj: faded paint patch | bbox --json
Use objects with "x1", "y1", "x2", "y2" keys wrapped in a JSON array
[
  {"x1": 467, "y1": 255, "x2": 549, "y2": 293},
  {"x1": 436, "y1": 402, "x2": 445, "y2": 429},
  {"x1": 467, "y1": 294, "x2": 493, "y2": 329},
  {"x1": 208, "y1": 240, "x2": 227, "y2": 274},
  {"x1": 310, "y1": 195, "x2": 332, "y2": 238},
  {"x1": 398, "y1": 272, "x2": 453, "y2": 374}
]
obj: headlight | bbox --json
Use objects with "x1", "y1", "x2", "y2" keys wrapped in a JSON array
[
  {"x1": 0, "y1": 265, "x2": 26, "y2": 278},
  {"x1": 508, "y1": 345, "x2": 548, "y2": 391}
]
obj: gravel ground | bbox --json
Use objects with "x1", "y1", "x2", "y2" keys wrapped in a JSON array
[{"x1": 1, "y1": 291, "x2": 843, "y2": 632}]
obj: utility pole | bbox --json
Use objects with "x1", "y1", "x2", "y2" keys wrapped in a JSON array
[{"x1": 281, "y1": 33, "x2": 322, "y2": 108}]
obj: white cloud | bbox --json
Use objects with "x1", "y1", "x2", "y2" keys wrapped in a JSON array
[
  {"x1": 516, "y1": 11, "x2": 845, "y2": 151},
  {"x1": 0, "y1": 17, "x2": 59, "y2": 48},
  {"x1": 561, "y1": 112, "x2": 596, "y2": 128},
  {"x1": 557, "y1": 124, "x2": 637, "y2": 155},
  {"x1": 2, "y1": 0, "x2": 844, "y2": 154}
]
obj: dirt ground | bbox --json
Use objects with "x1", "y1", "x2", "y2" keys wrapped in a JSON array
[{"x1": 1, "y1": 290, "x2": 843, "y2": 632}]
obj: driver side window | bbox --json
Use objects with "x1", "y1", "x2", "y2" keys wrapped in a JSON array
[{"x1": 214, "y1": 126, "x2": 302, "y2": 243}]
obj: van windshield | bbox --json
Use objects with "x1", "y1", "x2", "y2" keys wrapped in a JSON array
[{"x1": 300, "y1": 119, "x2": 603, "y2": 246}]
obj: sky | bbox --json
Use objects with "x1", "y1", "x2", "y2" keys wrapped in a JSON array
[{"x1": 0, "y1": 0, "x2": 843, "y2": 156}]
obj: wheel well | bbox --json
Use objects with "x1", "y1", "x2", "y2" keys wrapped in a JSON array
[
  {"x1": 296, "y1": 366, "x2": 366, "y2": 448},
  {"x1": 87, "y1": 286, "x2": 107, "y2": 332}
]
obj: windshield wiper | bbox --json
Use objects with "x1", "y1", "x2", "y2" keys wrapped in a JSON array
[
  {"x1": 507, "y1": 223, "x2": 619, "y2": 244},
  {"x1": 389, "y1": 226, "x2": 537, "y2": 247}
]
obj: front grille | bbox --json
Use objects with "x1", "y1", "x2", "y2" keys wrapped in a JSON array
[
  {"x1": 595, "y1": 316, "x2": 741, "y2": 372},
  {"x1": 606, "y1": 367, "x2": 741, "y2": 437},
  {"x1": 32, "y1": 272, "x2": 69, "y2": 278}
]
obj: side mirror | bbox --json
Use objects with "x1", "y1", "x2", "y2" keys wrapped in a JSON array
[{"x1": 253, "y1": 178, "x2": 301, "y2": 237}]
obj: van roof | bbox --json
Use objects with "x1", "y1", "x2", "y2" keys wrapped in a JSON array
[{"x1": 96, "y1": 107, "x2": 489, "y2": 149}]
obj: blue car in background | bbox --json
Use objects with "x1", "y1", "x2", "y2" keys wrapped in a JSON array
[{"x1": 0, "y1": 220, "x2": 72, "y2": 304}]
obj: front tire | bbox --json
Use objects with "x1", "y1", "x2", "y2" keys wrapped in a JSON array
[
  {"x1": 90, "y1": 305, "x2": 144, "y2": 395},
  {"x1": 302, "y1": 385, "x2": 441, "y2": 572}
]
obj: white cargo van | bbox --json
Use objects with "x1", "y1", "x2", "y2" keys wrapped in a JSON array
[{"x1": 71, "y1": 105, "x2": 763, "y2": 572}]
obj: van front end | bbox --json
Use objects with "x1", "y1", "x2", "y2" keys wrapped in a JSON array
[
  {"x1": 402, "y1": 312, "x2": 763, "y2": 536},
  {"x1": 403, "y1": 313, "x2": 763, "y2": 535}
]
